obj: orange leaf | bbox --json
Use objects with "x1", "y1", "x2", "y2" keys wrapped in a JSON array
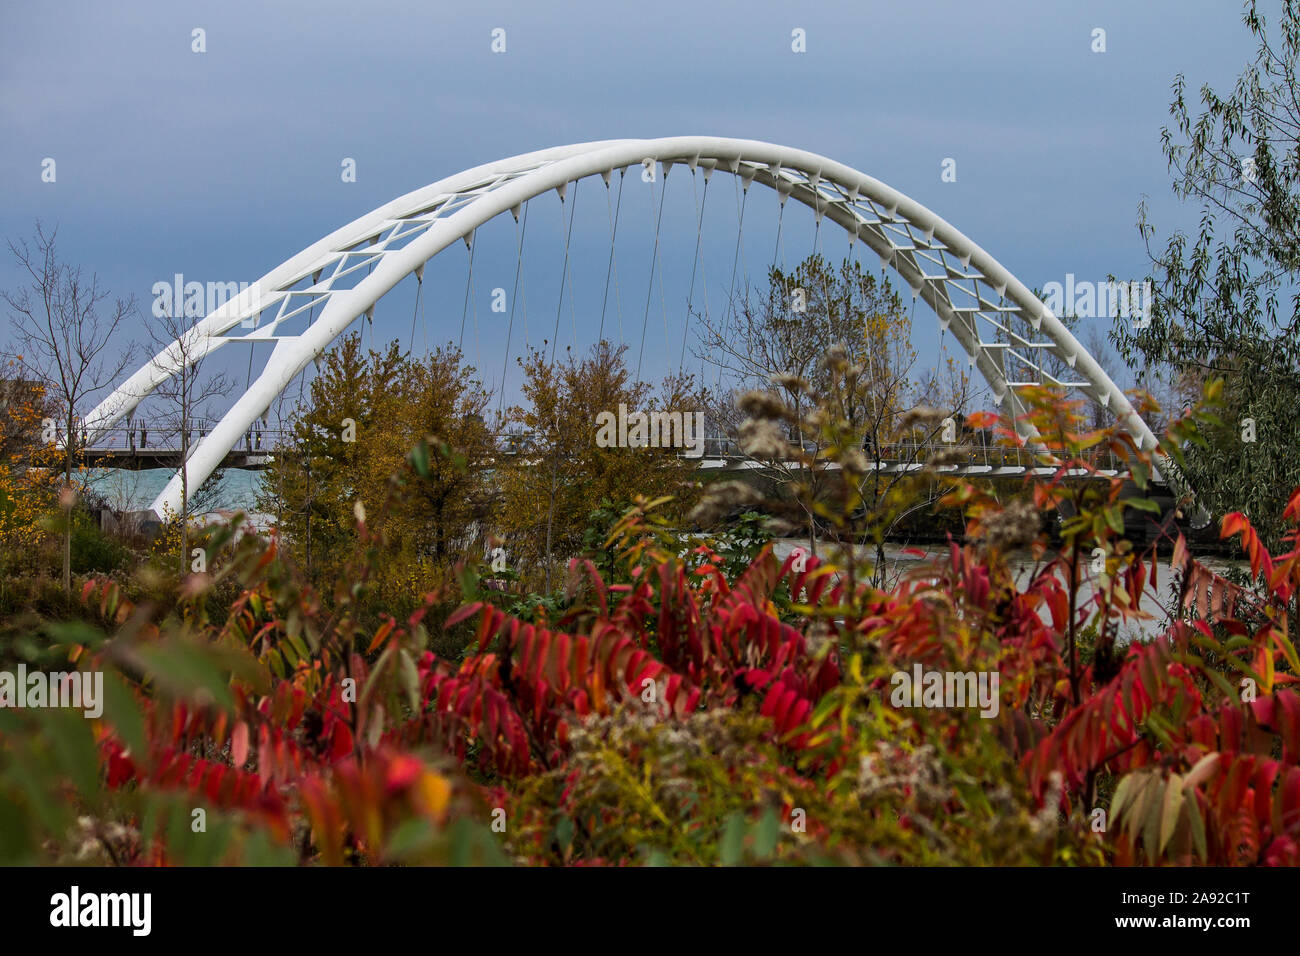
[{"x1": 367, "y1": 617, "x2": 396, "y2": 654}]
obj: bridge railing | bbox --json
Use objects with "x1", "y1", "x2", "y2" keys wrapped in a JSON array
[
  {"x1": 75, "y1": 423, "x2": 1127, "y2": 474},
  {"x1": 79, "y1": 421, "x2": 291, "y2": 455},
  {"x1": 658, "y1": 435, "x2": 1127, "y2": 472}
]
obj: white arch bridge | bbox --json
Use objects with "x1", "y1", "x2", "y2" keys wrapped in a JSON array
[{"x1": 82, "y1": 137, "x2": 1189, "y2": 521}]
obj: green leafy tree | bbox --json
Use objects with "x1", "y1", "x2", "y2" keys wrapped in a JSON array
[{"x1": 1115, "y1": 0, "x2": 1300, "y2": 545}]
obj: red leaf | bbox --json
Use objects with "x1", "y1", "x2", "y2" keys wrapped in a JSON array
[{"x1": 230, "y1": 721, "x2": 249, "y2": 767}]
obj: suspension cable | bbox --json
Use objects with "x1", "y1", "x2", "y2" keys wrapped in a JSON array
[
  {"x1": 599, "y1": 168, "x2": 626, "y2": 345},
  {"x1": 719, "y1": 172, "x2": 749, "y2": 393},
  {"x1": 655, "y1": 169, "x2": 672, "y2": 366},
  {"x1": 519, "y1": 201, "x2": 531, "y2": 351},
  {"x1": 773, "y1": 196, "x2": 785, "y2": 272},
  {"x1": 695, "y1": 173, "x2": 713, "y2": 381},
  {"x1": 551, "y1": 181, "x2": 578, "y2": 364},
  {"x1": 638, "y1": 163, "x2": 669, "y2": 381},
  {"x1": 680, "y1": 169, "x2": 709, "y2": 375},
  {"x1": 500, "y1": 202, "x2": 529, "y2": 416},
  {"x1": 366, "y1": 256, "x2": 375, "y2": 353},
  {"x1": 459, "y1": 229, "x2": 477, "y2": 353},
  {"x1": 299, "y1": 300, "x2": 317, "y2": 406},
  {"x1": 842, "y1": 229, "x2": 856, "y2": 364},
  {"x1": 566, "y1": 179, "x2": 581, "y2": 355},
  {"x1": 409, "y1": 275, "x2": 422, "y2": 354},
  {"x1": 471, "y1": 238, "x2": 481, "y2": 370}
]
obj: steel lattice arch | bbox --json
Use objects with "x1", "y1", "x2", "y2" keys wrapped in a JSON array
[{"x1": 84, "y1": 137, "x2": 1171, "y2": 520}]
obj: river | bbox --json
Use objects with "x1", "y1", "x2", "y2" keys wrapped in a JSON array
[
  {"x1": 85, "y1": 468, "x2": 271, "y2": 525},
  {"x1": 84, "y1": 469, "x2": 1241, "y2": 642},
  {"x1": 772, "y1": 538, "x2": 1244, "y2": 643}
]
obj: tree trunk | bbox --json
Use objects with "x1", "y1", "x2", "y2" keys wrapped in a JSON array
[
  {"x1": 544, "y1": 462, "x2": 557, "y2": 594},
  {"x1": 63, "y1": 412, "x2": 75, "y2": 596},
  {"x1": 180, "y1": 416, "x2": 189, "y2": 575}
]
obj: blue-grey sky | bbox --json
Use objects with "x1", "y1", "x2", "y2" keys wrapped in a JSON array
[{"x1": 0, "y1": 0, "x2": 1262, "y2": 417}]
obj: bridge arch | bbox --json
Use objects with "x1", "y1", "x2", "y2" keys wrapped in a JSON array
[{"x1": 84, "y1": 137, "x2": 1168, "y2": 519}]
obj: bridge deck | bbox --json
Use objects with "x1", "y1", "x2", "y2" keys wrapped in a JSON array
[{"x1": 77, "y1": 425, "x2": 1142, "y2": 481}]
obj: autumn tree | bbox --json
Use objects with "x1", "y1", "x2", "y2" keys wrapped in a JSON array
[
  {"x1": 497, "y1": 340, "x2": 709, "y2": 591},
  {"x1": 258, "y1": 333, "x2": 496, "y2": 603},
  {"x1": 1, "y1": 223, "x2": 135, "y2": 594},
  {"x1": 0, "y1": 360, "x2": 58, "y2": 572},
  {"x1": 381, "y1": 344, "x2": 497, "y2": 566},
  {"x1": 696, "y1": 254, "x2": 968, "y2": 573},
  {"x1": 260, "y1": 334, "x2": 407, "y2": 587}
]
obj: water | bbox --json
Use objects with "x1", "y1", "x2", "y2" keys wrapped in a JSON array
[
  {"x1": 773, "y1": 538, "x2": 1243, "y2": 643},
  {"x1": 86, "y1": 468, "x2": 267, "y2": 519},
  {"x1": 83, "y1": 470, "x2": 1240, "y2": 641}
]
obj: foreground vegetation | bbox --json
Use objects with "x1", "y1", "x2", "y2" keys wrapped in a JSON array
[{"x1": 0, "y1": 351, "x2": 1297, "y2": 866}]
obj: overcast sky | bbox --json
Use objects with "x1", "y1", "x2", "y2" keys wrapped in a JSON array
[{"x1": 0, "y1": 0, "x2": 1262, "y2": 413}]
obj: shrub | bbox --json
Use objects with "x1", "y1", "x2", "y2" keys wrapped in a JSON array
[{"x1": 0, "y1": 383, "x2": 1296, "y2": 866}]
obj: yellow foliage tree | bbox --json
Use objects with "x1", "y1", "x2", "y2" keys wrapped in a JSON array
[
  {"x1": 0, "y1": 365, "x2": 58, "y2": 572},
  {"x1": 496, "y1": 340, "x2": 710, "y2": 591}
]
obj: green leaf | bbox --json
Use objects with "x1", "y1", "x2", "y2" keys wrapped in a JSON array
[
  {"x1": 1122, "y1": 772, "x2": 1154, "y2": 840},
  {"x1": 46, "y1": 708, "x2": 100, "y2": 800},
  {"x1": 360, "y1": 643, "x2": 396, "y2": 715},
  {"x1": 1142, "y1": 778, "x2": 1164, "y2": 864},
  {"x1": 7, "y1": 745, "x2": 71, "y2": 833},
  {"x1": 719, "y1": 813, "x2": 746, "y2": 865},
  {"x1": 555, "y1": 815, "x2": 575, "y2": 856},
  {"x1": 1200, "y1": 664, "x2": 1238, "y2": 702},
  {"x1": 1124, "y1": 497, "x2": 1162, "y2": 514},
  {"x1": 1110, "y1": 772, "x2": 1137, "y2": 820},
  {"x1": 808, "y1": 693, "x2": 839, "y2": 730},
  {"x1": 127, "y1": 638, "x2": 248, "y2": 713},
  {"x1": 0, "y1": 793, "x2": 36, "y2": 864},
  {"x1": 186, "y1": 812, "x2": 233, "y2": 866},
  {"x1": 385, "y1": 817, "x2": 437, "y2": 862},
  {"x1": 1184, "y1": 789, "x2": 1208, "y2": 861},
  {"x1": 1144, "y1": 711, "x2": 1175, "y2": 750},
  {"x1": 45, "y1": 620, "x2": 107, "y2": 649},
  {"x1": 241, "y1": 828, "x2": 298, "y2": 866},
  {"x1": 1271, "y1": 629, "x2": 1300, "y2": 675},
  {"x1": 101, "y1": 672, "x2": 146, "y2": 758},
  {"x1": 753, "y1": 807, "x2": 779, "y2": 859},
  {"x1": 286, "y1": 631, "x2": 310, "y2": 662},
  {"x1": 398, "y1": 648, "x2": 419, "y2": 712},
  {"x1": 1159, "y1": 772, "x2": 1183, "y2": 854},
  {"x1": 409, "y1": 441, "x2": 430, "y2": 477}
]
